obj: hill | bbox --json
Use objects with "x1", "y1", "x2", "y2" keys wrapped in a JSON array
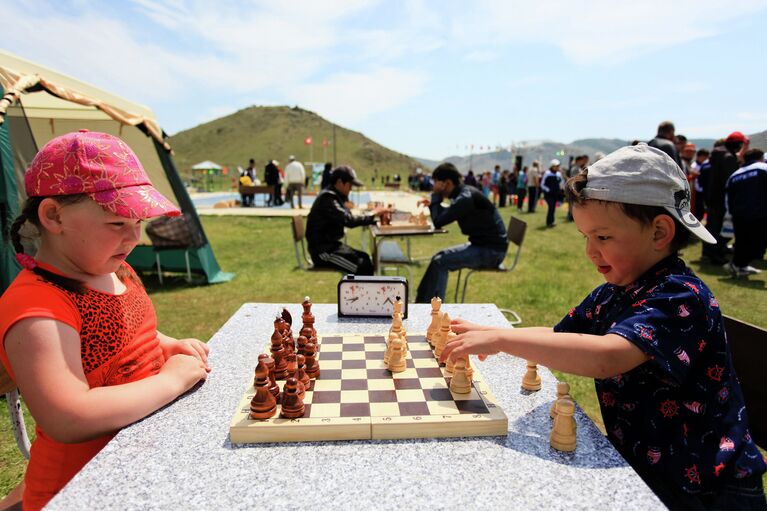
[{"x1": 169, "y1": 106, "x2": 424, "y2": 185}]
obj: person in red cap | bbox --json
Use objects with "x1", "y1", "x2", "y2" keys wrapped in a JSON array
[
  {"x1": 703, "y1": 131, "x2": 750, "y2": 264},
  {"x1": 0, "y1": 131, "x2": 211, "y2": 510}
]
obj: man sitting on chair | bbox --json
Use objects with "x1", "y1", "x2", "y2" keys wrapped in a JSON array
[
  {"x1": 306, "y1": 165, "x2": 387, "y2": 275},
  {"x1": 415, "y1": 163, "x2": 508, "y2": 302}
]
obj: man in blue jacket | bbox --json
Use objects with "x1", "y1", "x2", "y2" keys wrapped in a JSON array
[
  {"x1": 415, "y1": 163, "x2": 508, "y2": 302},
  {"x1": 725, "y1": 148, "x2": 767, "y2": 277}
]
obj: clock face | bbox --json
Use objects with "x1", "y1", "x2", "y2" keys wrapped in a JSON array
[{"x1": 338, "y1": 281, "x2": 407, "y2": 316}]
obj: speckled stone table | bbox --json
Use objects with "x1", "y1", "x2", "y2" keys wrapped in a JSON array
[{"x1": 48, "y1": 304, "x2": 664, "y2": 510}]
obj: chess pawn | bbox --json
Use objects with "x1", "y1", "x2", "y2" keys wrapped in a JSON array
[
  {"x1": 304, "y1": 342, "x2": 320, "y2": 379},
  {"x1": 550, "y1": 382, "x2": 572, "y2": 419},
  {"x1": 434, "y1": 312, "x2": 451, "y2": 358},
  {"x1": 387, "y1": 337, "x2": 407, "y2": 373},
  {"x1": 297, "y1": 335, "x2": 309, "y2": 356},
  {"x1": 296, "y1": 354, "x2": 311, "y2": 389},
  {"x1": 449, "y1": 358, "x2": 472, "y2": 394},
  {"x1": 270, "y1": 329, "x2": 288, "y2": 379},
  {"x1": 426, "y1": 296, "x2": 442, "y2": 346},
  {"x1": 550, "y1": 399, "x2": 577, "y2": 452},
  {"x1": 444, "y1": 333, "x2": 458, "y2": 373},
  {"x1": 384, "y1": 332, "x2": 399, "y2": 365},
  {"x1": 249, "y1": 360, "x2": 277, "y2": 420},
  {"x1": 257, "y1": 354, "x2": 281, "y2": 402},
  {"x1": 521, "y1": 361, "x2": 542, "y2": 391},
  {"x1": 285, "y1": 353, "x2": 305, "y2": 399},
  {"x1": 280, "y1": 378, "x2": 305, "y2": 419},
  {"x1": 389, "y1": 311, "x2": 404, "y2": 339}
]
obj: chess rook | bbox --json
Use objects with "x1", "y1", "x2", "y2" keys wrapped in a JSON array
[
  {"x1": 550, "y1": 399, "x2": 577, "y2": 452},
  {"x1": 521, "y1": 361, "x2": 542, "y2": 391}
]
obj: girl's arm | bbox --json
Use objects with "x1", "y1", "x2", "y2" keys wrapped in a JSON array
[
  {"x1": 440, "y1": 327, "x2": 649, "y2": 379},
  {"x1": 5, "y1": 318, "x2": 208, "y2": 444}
]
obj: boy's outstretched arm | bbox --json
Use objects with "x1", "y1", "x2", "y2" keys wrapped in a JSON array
[
  {"x1": 5, "y1": 318, "x2": 209, "y2": 444},
  {"x1": 440, "y1": 327, "x2": 649, "y2": 379}
]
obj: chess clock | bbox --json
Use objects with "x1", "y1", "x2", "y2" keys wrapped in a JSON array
[{"x1": 337, "y1": 275, "x2": 408, "y2": 318}]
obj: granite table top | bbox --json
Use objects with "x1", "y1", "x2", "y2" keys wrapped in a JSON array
[{"x1": 48, "y1": 303, "x2": 663, "y2": 510}]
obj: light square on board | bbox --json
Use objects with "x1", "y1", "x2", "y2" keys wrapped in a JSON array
[
  {"x1": 320, "y1": 343, "x2": 343, "y2": 353},
  {"x1": 396, "y1": 389, "x2": 427, "y2": 402},
  {"x1": 451, "y1": 388, "x2": 482, "y2": 401},
  {"x1": 340, "y1": 390, "x2": 369, "y2": 403},
  {"x1": 419, "y1": 377, "x2": 449, "y2": 390},
  {"x1": 320, "y1": 359, "x2": 342, "y2": 370},
  {"x1": 340, "y1": 351, "x2": 365, "y2": 361},
  {"x1": 365, "y1": 359, "x2": 388, "y2": 370},
  {"x1": 367, "y1": 379, "x2": 396, "y2": 391},
  {"x1": 341, "y1": 368, "x2": 368, "y2": 380},
  {"x1": 391, "y1": 368, "x2": 419, "y2": 379},
  {"x1": 369, "y1": 402, "x2": 400, "y2": 417},
  {"x1": 411, "y1": 358, "x2": 437, "y2": 369},
  {"x1": 312, "y1": 379, "x2": 342, "y2": 391}
]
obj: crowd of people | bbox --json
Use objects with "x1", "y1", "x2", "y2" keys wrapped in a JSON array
[{"x1": 238, "y1": 156, "x2": 311, "y2": 209}]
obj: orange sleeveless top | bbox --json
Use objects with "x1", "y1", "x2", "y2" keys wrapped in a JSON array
[{"x1": 0, "y1": 262, "x2": 165, "y2": 510}]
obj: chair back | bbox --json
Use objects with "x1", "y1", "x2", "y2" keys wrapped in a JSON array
[
  {"x1": 723, "y1": 315, "x2": 767, "y2": 449},
  {"x1": 291, "y1": 216, "x2": 305, "y2": 243},
  {"x1": 504, "y1": 216, "x2": 527, "y2": 271}
]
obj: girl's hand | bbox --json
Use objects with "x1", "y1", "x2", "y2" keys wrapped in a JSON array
[
  {"x1": 160, "y1": 354, "x2": 209, "y2": 394},
  {"x1": 440, "y1": 330, "x2": 503, "y2": 363},
  {"x1": 160, "y1": 337, "x2": 210, "y2": 371},
  {"x1": 450, "y1": 317, "x2": 493, "y2": 334}
]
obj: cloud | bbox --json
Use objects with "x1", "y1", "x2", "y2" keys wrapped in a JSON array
[{"x1": 286, "y1": 67, "x2": 428, "y2": 125}]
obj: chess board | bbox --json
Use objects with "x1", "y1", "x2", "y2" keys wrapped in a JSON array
[
  {"x1": 376, "y1": 220, "x2": 433, "y2": 232},
  {"x1": 229, "y1": 333, "x2": 508, "y2": 443}
]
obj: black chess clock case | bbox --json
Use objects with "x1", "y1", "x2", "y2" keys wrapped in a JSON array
[{"x1": 337, "y1": 275, "x2": 408, "y2": 319}]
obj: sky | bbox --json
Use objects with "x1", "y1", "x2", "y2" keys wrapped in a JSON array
[{"x1": 4, "y1": 0, "x2": 767, "y2": 160}]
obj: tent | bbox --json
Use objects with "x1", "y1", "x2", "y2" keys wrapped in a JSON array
[
  {"x1": 192, "y1": 160, "x2": 223, "y2": 171},
  {"x1": 0, "y1": 50, "x2": 233, "y2": 292}
]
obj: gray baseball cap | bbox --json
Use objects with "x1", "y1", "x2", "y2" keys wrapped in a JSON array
[{"x1": 582, "y1": 144, "x2": 716, "y2": 244}]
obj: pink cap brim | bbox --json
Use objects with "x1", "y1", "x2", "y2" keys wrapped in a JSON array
[{"x1": 89, "y1": 184, "x2": 181, "y2": 219}]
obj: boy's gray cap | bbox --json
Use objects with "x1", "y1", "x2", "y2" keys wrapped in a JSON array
[{"x1": 582, "y1": 144, "x2": 716, "y2": 244}]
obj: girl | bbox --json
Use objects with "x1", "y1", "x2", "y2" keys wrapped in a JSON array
[{"x1": 0, "y1": 130, "x2": 210, "y2": 510}]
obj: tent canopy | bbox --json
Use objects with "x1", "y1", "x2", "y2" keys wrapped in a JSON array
[
  {"x1": 192, "y1": 160, "x2": 222, "y2": 170},
  {"x1": 0, "y1": 50, "x2": 233, "y2": 290}
]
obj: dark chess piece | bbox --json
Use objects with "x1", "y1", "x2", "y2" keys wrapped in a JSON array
[
  {"x1": 296, "y1": 354, "x2": 311, "y2": 389},
  {"x1": 304, "y1": 342, "x2": 320, "y2": 379},
  {"x1": 281, "y1": 307, "x2": 293, "y2": 327},
  {"x1": 270, "y1": 328, "x2": 288, "y2": 379},
  {"x1": 275, "y1": 316, "x2": 293, "y2": 355},
  {"x1": 280, "y1": 378, "x2": 305, "y2": 419},
  {"x1": 297, "y1": 335, "x2": 309, "y2": 356},
  {"x1": 285, "y1": 353, "x2": 305, "y2": 399},
  {"x1": 249, "y1": 360, "x2": 277, "y2": 420},
  {"x1": 258, "y1": 354, "x2": 280, "y2": 402},
  {"x1": 301, "y1": 296, "x2": 317, "y2": 338}
]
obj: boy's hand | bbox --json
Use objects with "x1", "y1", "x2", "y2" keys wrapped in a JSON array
[
  {"x1": 160, "y1": 354, "x2": 209, "y2": 394},
  {"x1": 161, "y1": 337, "x2": 211, "y2": 371},
  {"x1": 440, "y1": 330, "x2": 502, "y2": 363},
  {"x1": 450, "y1": 317, "x2": 493, "y2": 334},
  {"x1": 417, "y1": 198, "x2": 431, "y2": 207}
]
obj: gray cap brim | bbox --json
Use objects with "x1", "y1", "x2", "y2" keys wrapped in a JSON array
[{"x1": 663, "y1": 206, "x2": 717, "y2": 244}]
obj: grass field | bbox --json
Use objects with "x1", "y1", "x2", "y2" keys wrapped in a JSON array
[{"x1": 1, "y1": 200, "x2": 765, "y2": 498}]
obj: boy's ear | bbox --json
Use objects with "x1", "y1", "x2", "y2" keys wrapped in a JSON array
[
  {"x1": 652, "y1": 214, "x2": 676, "y2": 250},
  {"x1": 37, "y1": 198, "x2": 65, "y2": 234}
]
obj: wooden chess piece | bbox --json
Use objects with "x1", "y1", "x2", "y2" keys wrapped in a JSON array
[
  {"x1": 550, "y1": 399, "x2": 577, "y2": 452},
  {"x1": 301, "y1": 296, "x2": 317, "y2": 338},
  {"x1": 249, "y1": 360, "x2": 277, "y2": 420},
  {"x1": 280, "y1": 378, "x2": 305, "y2": 419},
  {"x1": 284, "y1": 353, "x2": 305, "y2": 399},
  {"x1": 550, "y1": 382, "x2": 572, "y2": 419},
  {"x1": 257, "y1": 354, "x2": 280, "y2": 402},
  {"x1": 521, "y1": 361, "x2": 542, "y2": 391},
  {"x1": 304, "y1": 342, "x2": 320, "y2": 379},
  {"x1": 449, "y1": 358, "x2": 472, "y2": 394},
  {"x1": 281, "y1": 307, "x2": 293, "y2": 327},
  {"x1": 297, "y1": 335, "x2": 309, "y2": 356},
  {"x1": 444, "y1": 333, "x2": 458, "y2": 373},
  {"x1": 270, "y1": 328, "x2": 288, "y2": 379},
  {"x1": 389, "y1": 310, "x2": 404, "y2": 339},
  {"x1": 296, "y1": 354, "x2": 311, "y2": 389},
  {"x1": 384, "y1": 332, "x2": 399, "y2": 365},
  {"x1": 434, "y1": 312, "x2": 451, "y2": 358},
  {"x1": 386, "y1": 337, "x2": 407, "y2": 373},
  {"x1": 426, "y1": 296, "x2": 442, "y2": 346}
]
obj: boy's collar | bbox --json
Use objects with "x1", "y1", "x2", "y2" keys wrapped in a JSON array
[{"x1": 619, "y1": 254, "x2": 683, "y2": 292}]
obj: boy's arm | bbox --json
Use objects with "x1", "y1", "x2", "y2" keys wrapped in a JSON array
[
  {"x1": 5, "y1": 318, "x2": 208, "y2": 444},
  {"x1": 441, "y1": 327, "x2": 649, "y2": 379},
  {"x1": 429, "y1": 193, "x2": 471, "y2": 228}
]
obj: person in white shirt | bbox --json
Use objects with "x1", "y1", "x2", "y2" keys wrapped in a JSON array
[{"x1": 284, "y1": 155, "x2": 306, "y2": 209}]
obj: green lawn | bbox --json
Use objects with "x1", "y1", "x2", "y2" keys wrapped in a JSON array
[{"x1": 1, "y1": 202, "x2": 765, "y2": 497}]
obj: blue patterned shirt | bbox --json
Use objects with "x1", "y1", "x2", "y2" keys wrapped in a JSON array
[{"x1": 555, "y1": 256, "x2": 766, "y2": 496}]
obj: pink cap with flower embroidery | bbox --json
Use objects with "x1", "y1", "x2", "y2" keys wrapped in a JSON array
[{"x1": 24, "y1": 130, "x2": 180, "y2": 219}]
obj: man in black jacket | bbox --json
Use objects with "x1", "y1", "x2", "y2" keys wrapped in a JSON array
[
  {"x1": 306, "y1": 166, "x2": 386, "y2": 275},
  {"x1": 648, "y1": 121, "x2": 682, "y2": 168},
  {"x1": 415, "y1": 163, "x2": 508, "y2": 302}
]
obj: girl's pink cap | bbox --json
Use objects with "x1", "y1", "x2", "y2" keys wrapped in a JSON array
[{"x1": 24, "y1": 130, "x2": 181, "y2": 219}]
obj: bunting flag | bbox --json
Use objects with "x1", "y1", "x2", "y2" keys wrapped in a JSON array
[
  {"x1": 304, "y1": 136, "x2": 313, "y2": 145},
  {"x1": 322, "y1": 138, "x2": 329, "y2": 147}
]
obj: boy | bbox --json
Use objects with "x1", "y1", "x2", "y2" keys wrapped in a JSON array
[{"x1": 442, "y1": 144, "x2": 766, "y2": 509}]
